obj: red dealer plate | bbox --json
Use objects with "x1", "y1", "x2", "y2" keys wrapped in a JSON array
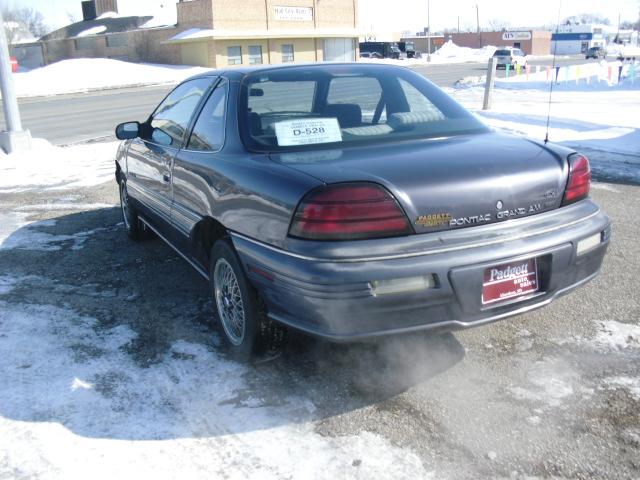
[{"x1": 482, "y1": 258, "x2": 539, "y2": 305}]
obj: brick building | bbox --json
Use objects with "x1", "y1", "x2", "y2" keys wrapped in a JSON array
[
  {"x1": 35, "y1": 0, "x2": 359, "y2": 67},
  {"x1": 450, "y1": 30, "x2": 551, "y2": 55},
  {"x1": 167, "y1": 0, "x2": 360, "y2": 66}
]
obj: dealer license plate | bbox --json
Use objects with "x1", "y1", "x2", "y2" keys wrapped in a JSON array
[{"x1": 482, "y1": 258, "x2": 539, "y2": 305}]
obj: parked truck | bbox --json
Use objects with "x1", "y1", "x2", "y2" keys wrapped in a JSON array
[{"x1": 359, "y1": 42, "x2": 401, "y2": 59}]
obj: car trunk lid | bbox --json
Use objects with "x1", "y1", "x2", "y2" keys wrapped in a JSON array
[{"x1": 269, "y1": 132, "x2": 569, "y2": 234}]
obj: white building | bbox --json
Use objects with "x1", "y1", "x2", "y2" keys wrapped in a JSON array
[{"x1": 550, "y1": 24, "x2": 607, "y2": 55}]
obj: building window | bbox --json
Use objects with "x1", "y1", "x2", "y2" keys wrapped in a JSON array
[
  {"x1": 248, "y1": 45, "x2": 263, "y2": 64},
  {"x1": 75, "y1": 37, "x2": 96, "y2": 50},
  {"x1": 106, "y1": 34, "x2": 127, "y2": 48},
  {"x1": 282, "y1": 44, "x2": 294, "y2": 62},
  {"x1": 227, "y1": 46, "x2": 242, "y2": 65}
]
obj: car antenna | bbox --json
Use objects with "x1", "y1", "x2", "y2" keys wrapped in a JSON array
[{"x1": 544, "y1": 0, "x2": 563, "y2": 144}]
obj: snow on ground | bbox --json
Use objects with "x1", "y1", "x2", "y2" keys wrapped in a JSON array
[
  {"x1": 0, "y1": 139, "x2": 118, "y2": 192},
  {"x1": 10, "y1": 59, "x2": 210, "y2": 98},
  {"x1": 0, "y1": 290, "x2": 431, "y2": 479},
  {"x1": 447, "y1": 78, "x2": 640, "y2": 182},
  {"x1": 494, "y1": 60, "x2": 640, "y2": 90}
]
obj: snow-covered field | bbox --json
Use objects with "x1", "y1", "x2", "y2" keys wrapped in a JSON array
[
  {"x1": 449, "y1": 86, "x2": 639, "y2": 155},
  {"x1": 446, "y1": 71, "x2": 640, "y2": 183},
  {"x1": 9, "y1": 59, "x2": 210, "y2": 98}
]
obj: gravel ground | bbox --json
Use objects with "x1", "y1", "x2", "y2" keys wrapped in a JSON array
[{"x1": 0, "y1": 175, "x2": 638, "y2": 479}]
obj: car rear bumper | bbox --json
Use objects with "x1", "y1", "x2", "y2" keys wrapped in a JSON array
[{"x1": 231, "y1": 200, "x2": 610, "y2": 341}]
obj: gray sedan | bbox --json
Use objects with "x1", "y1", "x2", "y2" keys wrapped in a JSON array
[{"x1": 114, "y1": 63, "x2": 610, "y2": 360}]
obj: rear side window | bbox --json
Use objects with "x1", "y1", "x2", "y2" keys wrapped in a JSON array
[
  {"x1": 187, "y1": 80, "x2": 227, "y2": 151},
  {"x1": 149, "y1": 78, "x2": 211, "y2": 148}
]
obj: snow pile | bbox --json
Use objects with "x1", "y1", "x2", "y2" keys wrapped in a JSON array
[
  {"x1": 593, "y1": 320, "x2": 640, "y2": 351},
  {"x1": 0, "y1": 138, "x2": 118, "y2": 192},
  {"x1": 359, "y1": 41, "x2": 500, "y2": 66},
  {"x1": 75, "y1": 25, "x2": 108, "y2": 37},
  {"x1": 431, "y1": 40, "x2": 498, "y2": 63},
  {"x1": 605, "y1": 377, "x2": 640, "y2": 399},
  {"x1": 96, "y1": 11, "x2": 121, "y2": 20},
  {"x1": 10, "y1": 59, "x2": 211, "y2": 98},
  {"x1": 508, "y1": 358, "x2": 577, "y2": 407},
  {"x1": 0, "y1": 295, "x2": 431, "y2": 479}
]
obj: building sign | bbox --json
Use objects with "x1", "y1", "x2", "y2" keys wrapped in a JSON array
[
  {"x1": 502, "y1": 31, "x2": 532, "y2": 41},
  {"x1": 551, "y1": 33, "x2": 593, "y2": 41},
  {"x1": 274, "y1": 6, "x2": 313, "y2": 21}
]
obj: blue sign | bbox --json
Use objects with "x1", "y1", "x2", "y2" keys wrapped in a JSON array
[{"x1": 551, "y1": 33, "x2": 593, "y2": 41}]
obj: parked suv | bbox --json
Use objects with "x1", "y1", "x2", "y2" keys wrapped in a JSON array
[
  {"x1": 493, "y1": 48, "x2": 527, "y2": 69},
  {"x1": 585, "y1": 46, "x2": 606, "y2": 59}
]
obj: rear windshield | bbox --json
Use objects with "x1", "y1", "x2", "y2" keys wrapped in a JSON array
[
  {"x1": 493, "y1": 49, "x2": 512, "y2": 56},
  {"x1": 238, "y1": 65, "x2": 487, "y2": 153}
]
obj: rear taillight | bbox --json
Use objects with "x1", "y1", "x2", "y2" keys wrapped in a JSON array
[
  {"x1": 289, "y1": 182, "x2": 413, "y2": 240},
  {"x1": 562, "y1": 153, "x2": 591, "y2": 206}
]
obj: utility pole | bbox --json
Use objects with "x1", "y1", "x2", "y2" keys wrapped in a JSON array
[
  {"x1": 427, "y1": 0, "x2": 431, "y2": 62},
  {"x1": 457, "y1": 15, "x2": 460, "y2": 34},
  {"x1": 0, "y1": 9, "x2": 30, "y2": 154},
  {"x1": 475, "y1": 3, "x2": 482, "y2": 48}
]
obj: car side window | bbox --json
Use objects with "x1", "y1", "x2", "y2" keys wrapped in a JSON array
[
  {"x1": 148, "y1": 78, "x2": 212, "y2": 148},
  {"x1": 187, "y1": 80, "x2": 228, "y2": 151},
  {"x1": 398, "y1": 78, "x2": 443, "y2": 116}
]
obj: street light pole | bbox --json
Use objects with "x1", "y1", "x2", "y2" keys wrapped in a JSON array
[
  {"x1": 0, "y1": 9, "x2": 30, "y2": 153},
  {"x1": 427, "y1": 0, "x2": 431, "y2": 62}
]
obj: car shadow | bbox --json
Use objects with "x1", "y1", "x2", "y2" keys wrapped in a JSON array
[{"x1": 0, "y1": 207, "x2": 465, "y2": 441}]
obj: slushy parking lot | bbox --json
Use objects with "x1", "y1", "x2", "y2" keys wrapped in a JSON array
[
  {"x1": 1, "y1": 56, "x2": 639, "y2": 479},
  {"x1": 1, "y1": 159, "x2": 639, "y2": 479}
]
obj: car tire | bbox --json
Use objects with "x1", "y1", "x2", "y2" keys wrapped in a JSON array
[
  {"x1": 119, "y1": 178, "x2": 149, "y2": 241},
  {"x1": 210, "y1": 239, "x2": 287, "y2": 362}
]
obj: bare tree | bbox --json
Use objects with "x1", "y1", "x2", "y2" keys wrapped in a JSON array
[
  {"x1": 487, "y1": 18, "x2": 510, "y2": 31},
  {"x1": 2, "y1": 6, "x2": 49, "y2": 44},
  {"x1": 563, "y1": 13, "x2": 611, "y2": 25}
]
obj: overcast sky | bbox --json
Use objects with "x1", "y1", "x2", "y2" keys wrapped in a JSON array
[{"x1": 4, "y1": 0, "x2": 639, "y2": 33}]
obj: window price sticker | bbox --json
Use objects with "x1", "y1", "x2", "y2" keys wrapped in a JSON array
[{"x1": 275, "y1": 118, "x2": 342, "y2": 146}]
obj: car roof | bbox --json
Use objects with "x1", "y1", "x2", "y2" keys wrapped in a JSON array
[{"x1": 187, "y1": 62, "x2": 410, "y2": 82}]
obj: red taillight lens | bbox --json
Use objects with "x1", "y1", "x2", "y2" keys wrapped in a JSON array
[
  {"x1": 562, "y1": 153, "x2": 591, "y2": 206},
  {"x1": 289, "y1": 183, "x2": 413, "y2": 240}
]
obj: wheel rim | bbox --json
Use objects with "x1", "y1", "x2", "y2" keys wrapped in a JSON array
[
  {"x1": 214, "y1": 258, "x2": 245, "y2": 346},
  {"x1": 120, "y1": 182, "x2": 132, "y2": 230}
]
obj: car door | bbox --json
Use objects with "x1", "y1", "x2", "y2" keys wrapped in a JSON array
[
  {"x1": 170, "y1": 78, "x2": 229, "y2": 265},
  {"x1": 126, "y1": 77, "x2": 213, "y2": 231}
]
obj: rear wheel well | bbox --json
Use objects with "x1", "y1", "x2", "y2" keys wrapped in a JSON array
[{"x1": 193, "y1": 217, "x2": 228, "y2": 261}]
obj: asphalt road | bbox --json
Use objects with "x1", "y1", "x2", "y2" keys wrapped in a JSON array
[
  {"x1": 2, "y1": 56, "x2": 597, "y2": 145},
  {"x1": 1, "y1": 169, "x2": 638, "y2": 478}
]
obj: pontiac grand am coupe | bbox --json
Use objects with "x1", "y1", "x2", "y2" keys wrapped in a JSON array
[{"x1": 114, "y1": 63, "x2": 610, "y2": 360}]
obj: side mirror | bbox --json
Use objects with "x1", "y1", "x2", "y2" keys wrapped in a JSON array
[
  {"x1": 249, "y1": 88, "x2": 264, "y2": 97},
  {"x1": 115, "y1": 121, "x2": 140, "y2": 140}
]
